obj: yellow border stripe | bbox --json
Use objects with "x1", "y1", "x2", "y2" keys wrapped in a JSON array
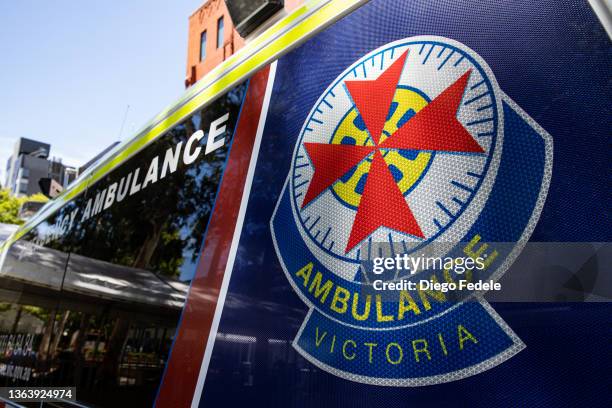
[{"x1": 1, "y1": 0, "x2": 367, "y2": 251}]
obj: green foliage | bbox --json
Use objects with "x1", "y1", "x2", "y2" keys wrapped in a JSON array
[
  {"x1": 0, "y1": 189, "x2": 24, "y2": 225},
  {"x1": 0, "y1": 188, "x2": 49, "y2": 225},
  {"x1": 27, "y1": 193, "x2": 49, "y2": 203},
  {"x1": 22, "y1": 305, "x2": 50, "y2": 322}
]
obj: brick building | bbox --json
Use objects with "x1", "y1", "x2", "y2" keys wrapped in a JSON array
[{"x1": 185, "y1": 0, "x2": 302, "y2": 87}]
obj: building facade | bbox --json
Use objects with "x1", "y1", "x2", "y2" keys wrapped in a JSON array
[
  {"x1": 4, "y1": 137, "x2": 76, "y2": 197},
  {"x1": 185, "y1": 0, "x2": 302, "y2": 87},
  {"x1": 185, "y1": 0, "x2": 243, "y2": 87}
]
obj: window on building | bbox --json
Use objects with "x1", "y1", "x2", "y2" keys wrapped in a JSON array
[
  {"x1": 199, "y1": 31, "x2": 207, "y2": 61},
  {"x1": 18, "y1": 179, "x2": 28, "y2": 194},
  {"x1": 217, "y1": 16, "x2": 224, "y2": 49}
]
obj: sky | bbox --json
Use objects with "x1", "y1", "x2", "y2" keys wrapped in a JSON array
[{"x1": 0, "y1": 0, "x2": 203, "y2": 183}]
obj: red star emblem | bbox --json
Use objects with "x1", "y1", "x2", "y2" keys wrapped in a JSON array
[{"x1": 301, "y1": 51, "x2": 484, "y2": 253}]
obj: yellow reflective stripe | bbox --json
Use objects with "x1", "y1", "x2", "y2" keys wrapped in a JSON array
[{"x1": 2, "y1": 0, "x2": 366, "y2": 250}]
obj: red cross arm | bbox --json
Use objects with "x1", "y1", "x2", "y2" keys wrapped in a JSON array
[
  {"x1": 345, "y1": 51, "x2": 408, "y2": 145},
  {"x1": 301, "y1": 143, "x2": 374, "y2": 207},
  {"x1": 380, "y1": 70, "x2": 484, "y2": 153},
  {"x1": 346, "y1": 150, "x2": 424, "y2": 252}
]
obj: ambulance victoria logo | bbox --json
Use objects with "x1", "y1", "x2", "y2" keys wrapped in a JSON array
[{"x1": 271, "y1": 36, "x2": 552, "y2": 385}]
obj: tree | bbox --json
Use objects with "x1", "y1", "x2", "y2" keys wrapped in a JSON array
[
  {"x1": 0, "y1": 189, "x2": 23, "y2": 224},
  {"x1": 0, "y1": 188, "x2": 48, "y2": 225}
]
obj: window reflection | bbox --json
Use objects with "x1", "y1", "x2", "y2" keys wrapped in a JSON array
[{"x1": 0, "y1": 83, "x2": 247, "y2": 407}]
